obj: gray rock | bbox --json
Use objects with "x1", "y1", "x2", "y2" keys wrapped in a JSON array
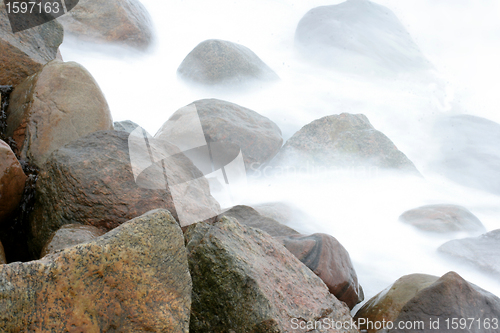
[
  {"x1": 114, "y1": 120, "x2": 140, "y2": 133},
  {"x1": 41, "y1": 223, "x2": 106, "y2": 257}
]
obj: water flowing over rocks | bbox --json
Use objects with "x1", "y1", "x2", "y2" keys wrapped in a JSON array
[
  {"x1": 156, "y1": 99, "x2": 283, "y2": 171},
  {"x1": 269, "y1": 113, "x2": 418, "y2": 175},
  {"x1": 0, "y1": 209, "x2": 192, "y2": 332},
  {"x1": 29, "y1": 130, "x2": 219, "y2": 257},
  {"x1": 0, "y1": 139, "x2": 26, "y2": 224},
  {"x1": 295, "y1": 0, "x2": 432, "y2": 73},
  {"x1": 222, "y1": 205, "x2": 299, "y2": 237},
  {"x1": 6, "y1": 60, "x2": 114, "y2": 167},
  {"x1": 40, "y1": 223, "x2": 105, "y2": 257},
  {"x1": 438, "y1": 229, "x2": 500, "y2": 277},
  {"x1": 185, "y1": 216, "x2": 358, "y2": 333},
  {"x1": 399, "y1": 204, "x2": 486, "y2": 235},
  {"x1": 57, "y1": 0, "x2": 154, "y2": 49},
  {"x1": 0, "y1": 3, "x2": 63, "y2": 86},
  {"x1": 276, "y1": 233, "x2": 364, "y2": 310},
  {"x1": 177, "y1": 39, "x2": 279, "y2": 86}
]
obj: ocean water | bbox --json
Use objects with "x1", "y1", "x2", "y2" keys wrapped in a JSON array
[{"x1": 59, "y1": 0, "x2": 500, "y2": 307}]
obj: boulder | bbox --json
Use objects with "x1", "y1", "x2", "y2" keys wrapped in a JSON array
[
  {"x1": 222, "y1": 205, "x2": 299, "y2": 237},
  {"x1": 156, "y1": 99, "x2": 283, "y2": 171},
  {"x1": 438, "y1": 229, "x2": 500, "y2": 277},
  {"x1": 185, "y1": 216, "x2": 358, "y2": 333},
  {"x1": 399, "y1": 204, "x2": 486, "y2": 235},
  {"x1": 30, "y1": 130, "x2": 220, "y2": 257},
  {"x1": 177, "y1": 39, "x2": 279, "y2": 86},
  {"x1": 57, "y1": 0, "x2": 154, "y2": 49},
  {"x1": 431, "y1": 115, "x2": 500, "y2": 195},
  {"x1": 295, "y1": 0, "x2": 431, "y2": 72},
  {"x1": 114, "y1": 120, "x2": 140, "y2": 133},
  {"x1": 276, "y1": 233, "x2": 364, "y2": 309},
  {"x1": 0, "y1": 3, "x2": 63, "y2": 86},
  {"x1": 41, "y1": 223, "x2": 106, "y2": 257},
  {"x1": 269, "y1": 113, "x2": 418, "y2": 174},
  {"x1": 6, "y1": 60, "x2": 114, "y2": 167},
  {"x1": 0, "y1": 139, "x2": 26, "y2": 224},
  {"x1": 354, "y1": 273, "x2": 439, "y2": 332},
  {"x1": 0, "y1": 209, "x2": 191, "y2": 332},
  {"x1": 0, "y1": 241, "x2": 5, "y2": 264}
]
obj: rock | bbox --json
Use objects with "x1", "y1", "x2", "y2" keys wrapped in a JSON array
[
  {"x1": 0, "y1": 209, "x2": 191, "y2": 332},
  {"x1": 269, "y1": 113, "x2": 418, "y2": 174},
  {"x1": 399, "y1": 204, "x2": 486, "y2": 235},
  {"x1": 41, "y1": 223, "x2": 106, "y2": 257},
  {"x1": 114, "y1": 120, "x2": 140, "y2": 133},
  {"x1": 275, "y1": 233, "x2": 364, "y2": 310},
  {"x1": 177, "y1": 39, "x2": 279, "y2": 86},
  {"x1": 252, "y1": 201, "x2": 316, "y2": 230},
  {"x1": 0, "y1": 139, "x2": 26, "y2": 224},
  {"x1": 0, "y1": 241, "x2": 6, "y2": 264},
  {"x1": 438, "y1": 229, "x2": 500, "y2": 276},
  {"x1": 156, "y1": 99, "x2": 283, "y2": 171},
  {"x1": 57, "y1": 0, "x2": 154, "y2": 49},
  {"x1": 185, "y1": 216, "x2": 358, "y2": 333},
  {"x1": 295, "y1": 0, "x2": 431, "y2": 73},
  {"x1": 6, "y1": 60, "x2": 114, "y2": 167},
  {"x1": 354, "y1": 273, "x2": 439, "y2": 332},
  {"x1": 432, "y1": 115, "x2": 500, "y2": 195},
  {"x1": 0, "y1": 3, "x2": 63, "y2": 86},
  {"x1": 30, "y1": 130, "x2": 220, "y2": 257},
  {"x1": 222, "y1": 205, "x2": 299, "y2": 237}
]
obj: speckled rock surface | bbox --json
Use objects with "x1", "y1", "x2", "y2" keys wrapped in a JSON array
[
  {"x1": 6, "y1": 60, "x2": 114, "y2": 167},
  {"x1": 276, "y1": 233, "x2": 363, "y2": 309},
  {"x1": 0, "y1": 209, "x2": 191, "y2": 332},
  {"x1": 185, "y1": 216, "x2": 358, "y2": 333},
  {"x1": 41, "y1": 223, "x2": 106, "y2": 257},
  {"x1": 0, "y1": 3, "x2": 63, "y2": 86},
  {"x1": 0, "y1": 139, "x2": 26, "y2": 224},
  {"x1": 269, "y1": 113, "x2": 418, "y2": 174},
  {"x1": 178, "y1": 39, "x2": 278, "y2": 86}
]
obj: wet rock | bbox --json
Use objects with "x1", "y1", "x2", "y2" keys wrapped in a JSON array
[
  {"x1": 177, "y1": 39, "x2": 279, "y2": 86},
  {"x1": 114, "y1": 120, "x2": 140, "y2": 133},
  {"x1": 222, "y1": 205, "x2": 299, "y2": 237},
  {"x1": 269, "y1": 113, "x2": 418, "y2": 174},
  {"x1": 57, "y1": 0, "x2": 154, "y2": 49},
  {"x1": 0, "y1": 140, "x2": 26, "y2": 224},
  {"x1": 0, "y1": 209, "x2": 191, "y2": 332},
  {"x1": 185, "y1": 216, "x2": 358, "y2": 333},
  {"x1": 41, "y1": 223, "x2": 106, "y2": 257},
  {"x1": 438, "y1": 229, "x2": 500, "y2": 277},
  {"x1": 276, "y1": 233, "x2": 363, "y2": 309},
  {"x1": 0, "y1": 3, "x2": 63, "y2": 86},
  {"x1": 30, "y1": 130, "x2": 220, "y2": 257},
  {"x1": 0, "y1": 241, "x2": 5, "y2": 264},
  {"x1": 156, "y1": 99, "x2": 283, "y2": 171},
  {"x1": 354, "y1": 273, "x2": 439, "y2": 333},
  {"x1": 6, "y1": 60, "x2": 114, "y2": 167},
  {"x1": 399, "y1": 204, "x2": 486, "y2": 235},
  {"x1": 295, "y1": 0, "x2": 431, "y2": 73}
]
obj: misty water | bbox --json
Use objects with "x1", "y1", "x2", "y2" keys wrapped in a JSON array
[{"x1": 59, "y1": 0, "x2": 500, "y2": 308}]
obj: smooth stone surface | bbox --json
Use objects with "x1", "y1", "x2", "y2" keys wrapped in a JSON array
[
  {"x1": 114, "y1": 120, "x2": 140, "y2": 133},
  {"x1": 0, "y1": 241, "x2": 6, "y2": 264},
  {"x1": 6, "y1": 60, "x2": 114, "y2": 167},
  {"x1": 0, "y1": 209, "x2": 192, "y2": 332},
  {"x1": 41, "y1": 223, "x2": 106, "y2": 257},
  {"x1": 0, "y1": 139, "x2": 26, "y2": 224}
]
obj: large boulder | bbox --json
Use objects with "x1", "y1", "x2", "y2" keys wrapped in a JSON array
[
  {"x1": 438, "y1": 229, "x2": 500, "y2": 277},
  {"x1": 30, "y1": 130, "x2": 220, "y2": 257},
  {"x1": 431, "y1": 115, "x2": 500, "y2": 195},
  {"x1": 155, "y1": 99, "x2": 283, "y2": 171},
  {"x1": 222, "y1": 205, "x2": 299, "y2": 237},
  {"x1": 295, "y1": 0, "x2": 431, "y2": 73},
  {"x1": 114, "y1": 120, "x2": 140, "y2": 133},
  {"x1": 177, "y1": 39, "x2": 279, "y2": 86},
  {"x1": 355, "y1": 272, "x2": 500, "y2": 333},
  {"x1": 276, "y1": 233, "x2": 364, "y2": 310},
  {"x1": 57, "y1": 0, "x2": 154, "y2": 49},
  {"x1": 6, "y1": 60, "x2": 114, "y2": 167},
  {"x1": 185, "y1": 216, "x2": 358, "y2": 333},
  {"x1": 0, "y1": 209, "x2": 191, "y2": 332},
  {"x1": 269, "y1": 113, "x2": 418, "y2": 174},
  {"x1": 399, "y1": 204, "x2": 486, "y2": 235},
  {"x1": 40, "y1": 223, "x2": 106, "y2": 257},
  {"x1": 0, "y1": 139, "x2": 26, "y2": 224},
  {"x1": 0, "y1": 3, "x2": 63, "y2": 86}
]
